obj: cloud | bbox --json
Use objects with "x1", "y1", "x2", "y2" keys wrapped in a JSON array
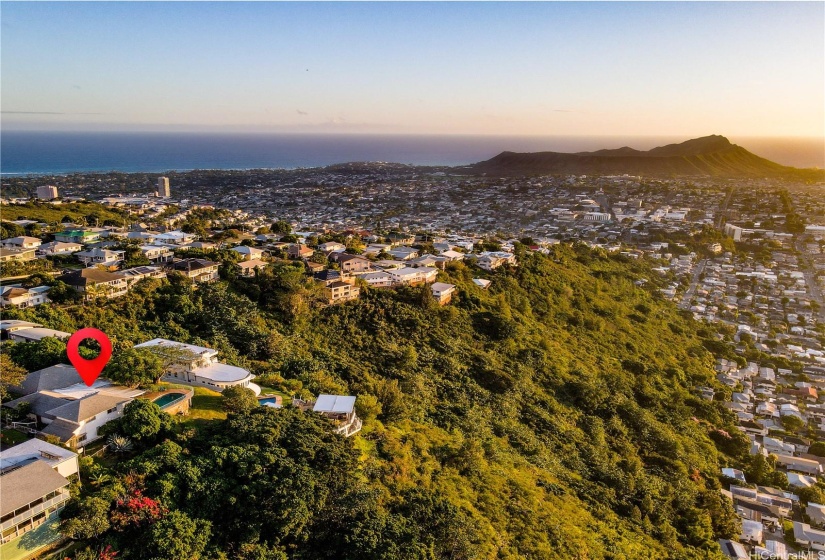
[
  {"x1": 296, "y1": 109, "x2": 308, "y2": 116},
  {"x1": 553, "y1": 109, "x2": 573, "y2": 113}
]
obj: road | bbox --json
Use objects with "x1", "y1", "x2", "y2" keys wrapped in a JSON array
[
  {"x1": 680, "y1": 259, "x2": 707, "y2": 309},
  {"x1": 716, "y1": 186, "x2": 735, "y2": 229},
  {"x1": 795, "y1": 237, "x2": 825, "y2": 322}
]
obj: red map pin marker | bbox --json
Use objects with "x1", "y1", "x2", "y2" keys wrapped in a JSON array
[{"x1": 66, "y1": 328, "x2": 112, "y2": 386}]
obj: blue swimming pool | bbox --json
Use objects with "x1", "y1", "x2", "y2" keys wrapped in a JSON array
[
  {"x1": 259, "y1": 397, "x2": 282, "y2": 408},
  {"x1": 153, "y1": 393, "x2": 185, "y2": 408}
]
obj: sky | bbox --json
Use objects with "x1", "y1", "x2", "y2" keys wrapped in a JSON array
[{"x1": 1, "y1": 2, "x2": 823, "y2": 138}]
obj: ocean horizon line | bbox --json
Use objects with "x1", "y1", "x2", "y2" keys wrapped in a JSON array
[{"x1": 2, "y1": 131, "x2": 823, "y2": 175}]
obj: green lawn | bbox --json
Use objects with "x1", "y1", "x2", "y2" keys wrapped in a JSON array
[
  {"x1": 182, "y1": 386, "x2": 227, "y2": 426},
  {"x1": 0, "y1": 513, "x2": 63, "y2": 560},
  {"x1": 0, "y1": 428, "x2": 32, "y2": 449},
  {"x1": 257, "y1": 386, "x2": 292, "y2": 401}
]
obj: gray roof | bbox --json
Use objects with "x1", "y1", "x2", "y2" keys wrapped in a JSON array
[
  {"x1": 0, "y1": 438, "x2": 77, "y2": 470},
  {"x1": 313, "y1": 394, "x2": 356, "y2": 414},
  {"x1": 2, "y1": 393, "x2": 72, "y2": 417},
  {"x1": 45, "y1": 393, "x2": 129, "y2": 423},
  {"x1": 0, "y1": 460, "x2": 69, "y2": 515},
  {"x1": 40, "y1": 419, "x2": 81, "y2": 441},
  {"x1": 15, "y1": 364, "x2": 80, "y2": 395}
]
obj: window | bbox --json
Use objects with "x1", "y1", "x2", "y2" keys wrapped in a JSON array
[
  {"x1": 107, "y1": 407, "x2": 116, "y2": 414},
  {"x1": 77, "y1": 434, "x2": 87, "y2": 442}
]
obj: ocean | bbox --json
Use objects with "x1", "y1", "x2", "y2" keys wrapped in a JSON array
[{"x1": 1, "y1": 131, "x2": 822, "y2": 175}]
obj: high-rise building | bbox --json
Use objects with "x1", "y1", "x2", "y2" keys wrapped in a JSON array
[
  {"x1": 157, "y1": 177, "x2": 171, "y2": 198},
  {"x1": 36, "y1": 185, "x2": 59, "y2": 200}
]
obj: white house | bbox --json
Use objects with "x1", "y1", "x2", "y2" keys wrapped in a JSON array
[
  {"x1": 0, "y1": 438, "x2": 79, "y2": 479},
  {"x1": 389, "y1": 267, "x2": 438, "y2": 286},
  {"x1": 231, "y1": 245, "x2": 265, "y2": 261},
  {"x1": 40, "y1": 392, "x2": 132, "y2": 450},
  {"x1": 37, "y1": 241, "x2": 82, "y2": 256},
  {"x1": 1, "y1": 236, "x2": 42, "y2": 250},
  {"x1": 0, "y1": 285, "x2": 51, "y2": 308},
  {"x1": 134, "y1": 338, "x2": 259, "y2": 395},
  {"x1": 431, "y1": 282, "x2": 456, "y2": 305}
]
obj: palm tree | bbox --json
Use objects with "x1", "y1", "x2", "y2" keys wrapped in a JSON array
[{"x1": 107, "y1": 434, "x2": 134, "y2": 454}]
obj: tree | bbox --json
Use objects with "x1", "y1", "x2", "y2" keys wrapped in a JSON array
[
  {"x1": 354, "y1": 393, "x2": 382, "y2": 423},
  {"x1": 120, "y1": 400, "x2": 171, "y2": 443},
  {"x1": 0, "y1": 353, "x2": 26, "y2": 399},
  {"x1": 143, "y1": 511, "x2": 211, "y2": 560},
  {"x1": 782, "y1": 415, "x2": 805, "y2": 434},
  {"x1": 809, "y1": 441, "x2": 825, "y2": 457},
  {"x1": 6, "y1": 337, "x2": 68, "y2": 372},
  {"x1": 221, "y1": 385, "x2": 259, "y2": 414},
  {"x1": 60, "y1": 497, "x2": 111, "y2": 540},
  {"x1": 104, "y1": 348, "x2": 165, "y2": 387},
  {"x1": 271, "y1": 220, "x2": 292, "y2": 235}
]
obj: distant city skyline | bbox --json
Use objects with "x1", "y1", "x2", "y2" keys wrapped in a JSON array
[{"x1": 1, "y1": 2, "x2": 822, "y2": 138}]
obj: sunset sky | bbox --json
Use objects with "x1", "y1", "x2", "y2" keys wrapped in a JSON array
[{"x1": 2, "y1": 2, "x2": 823, "y2": 138}]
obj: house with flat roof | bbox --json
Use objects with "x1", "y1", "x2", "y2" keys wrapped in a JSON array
[
  {"x1": 0, "y1": 247, "x2": 36, "y2": 263},
  {"x1": 134, "y1": 338, "x2": 259, "y2": 394},
  {"x1": 431, "y1": 282, "x2": 456, "y2": 305},
  {"x1": 312, "y1": 394, "x2": 361, "y2": 437},
  {"x1": 8, "y1": 327, "x2": 70, "y2": 343},
  {"x1": 0, "y1": 460, "x2": 70, "y2": 545},
  {"x1": 0, "y1": 439, "x2": 78, "y2": 479},
  {"x1": 389, "y1": 267, "x2": 438, "y2": 286}
]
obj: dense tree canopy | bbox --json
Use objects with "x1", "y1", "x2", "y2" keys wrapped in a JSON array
[{"x1": 3, "y1": 245, "x2": 747, "y2": 559}]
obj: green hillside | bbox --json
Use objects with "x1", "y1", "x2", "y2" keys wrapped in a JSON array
[
  {"x1": 3, "y1": 246, "x2": 744, "y2": 559},
  {"x1": 470, "y1": 135, "x2": 825, "y2": 179}
]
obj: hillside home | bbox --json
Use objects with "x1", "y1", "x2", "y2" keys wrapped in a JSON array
[
  {"x1": 287, "y1": 244, "x2": 314, "y2": 259},
  {"x1": 134, "y1": 338, "x2": 259, "y2": 394},
  {"x1": 323, "y1": 281, "x2": 360, "y2": 305},
  {"x1": 153, "y1": 230, "x2": 195, "y2": 245},
  {"x1": 774, "y1": 454, "x2": 823, "y2": 476},
  {"x1": 0, "y1": 461, "x2": 70, "y2": 545},
  {"x1": 140, "y1": 245, "x2": 174, "y2": 263},
  {"x1": 359, "y1": 271, "x2": 394, "y2": 288},
  {"x1": 0, "y1": 438, "x2": 79, "y2": 479},
  {"x1": 231, "y1": 245, "x2": 265, "y2": 261},
  {"x1": 318, "y1": 241, "x2": 346, "y2": 253},
  {"x1": 794, "y1": 521, "x2": 825, "y2": 550},
  {"x1": 54, "y1": 229, "x2": 101, "y2": 244},
  {"x1": 120, "y1": 266, "x2": 167, "y2": 286},
  {"x1": 431, "y1": 282, "x2": 456, "y2": 305},
  {"x1": 389, "y1": 267, "x2": 438, "y2": 286},
  {"x1": 332, "y1": 253, "x2": 372, "y2": 273},
  {"x1": 387, "y1": 246, "x2": 419, "y2": 261},
  {"x1": 0, "y1": 285, "x2": 50, "y2": 308},
  {"x1": 172, "y1": 258, "x2": 219, "y2": 283},
  {"x1": 476, "y1": 251, "x2": 517, "y2": 271},
  {"x1": 237, "y1": 259, "x2": 267, "y2": 277},
  {"x1": 8, "y1": 327, "x2": 71, "y2": 343},
  {"x1": 37, "y1": 241, "x2": 82, "y2": 256},
  {"x1": 312, "y1": 394, "x2": 362, "y2": 437},
  {"x1": 0, "y1": 247, "x2": 36, "y2": 263},
  {"x1": 59, "y1": 268, "x2": 128, "y2": 299},
  {"x1": 75, "y1": 248, "x2": 125, "y2": 267},
  {"x1": 1, "y1": 236, "x2": 42, "y2": 250}
]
